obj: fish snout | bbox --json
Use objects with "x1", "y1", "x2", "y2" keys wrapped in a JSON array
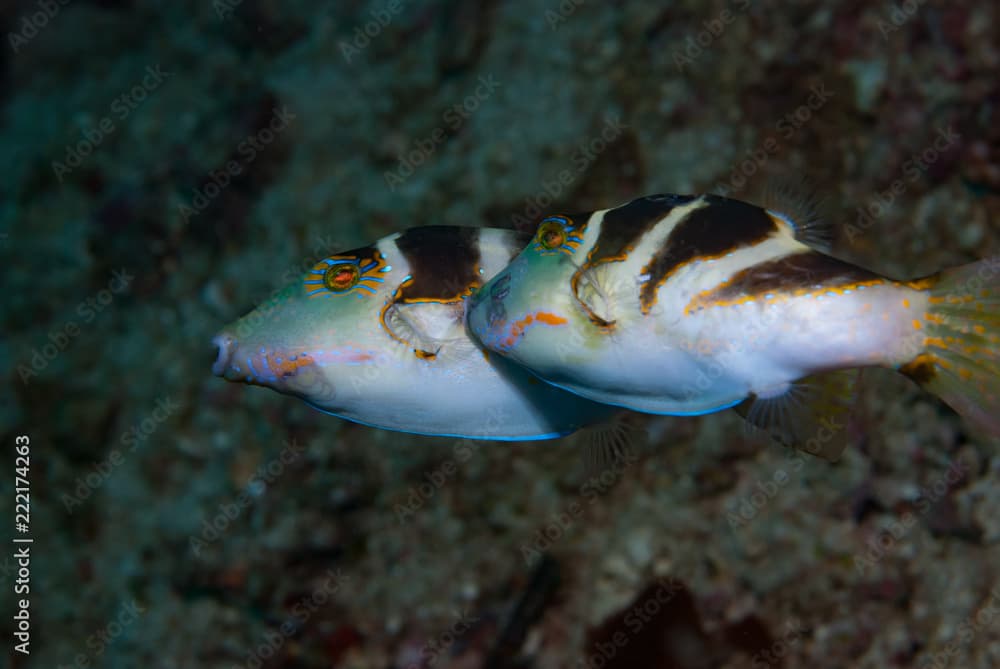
[
  {"x1": 211, "y1": 333, "x2": 279, "y2": 385},
  {"x1": 212, "y1": 333, "x2": 237, "y2": 377},
  {"x1": 210, "y1": 334, "x2": 335, "y2": 403}
]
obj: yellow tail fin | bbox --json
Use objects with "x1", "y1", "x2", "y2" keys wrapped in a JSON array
[{"x1": 901, "y1": 257, "x2": 1000, "y2": 438}]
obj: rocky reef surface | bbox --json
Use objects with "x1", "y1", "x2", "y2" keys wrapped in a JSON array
[{"x1": 1, "y1": 0, "x2": 999, "y2": 667}]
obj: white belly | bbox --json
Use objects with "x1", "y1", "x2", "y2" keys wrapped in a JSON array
[{"x1": 546, "y1": 263, "x2": 925, "y2": 416}]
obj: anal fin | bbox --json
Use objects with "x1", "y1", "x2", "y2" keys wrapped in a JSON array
[{"x1": 734, "y1": 369, "x2": 860, "y2": 462}]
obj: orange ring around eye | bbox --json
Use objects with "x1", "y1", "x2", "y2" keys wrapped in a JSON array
[
  {"x1": 324, "y1": 264, "x2": 360, "y2": 292},
  {"x1": 537, "y1": 220, "x2": 566, "y2": 251}
]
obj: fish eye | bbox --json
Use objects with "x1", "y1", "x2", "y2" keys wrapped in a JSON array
[
  {"x1": 537, "y1": 220, "x2": 566, "y2": 251},
  {"x1": 305, "y1": 250, "x2": 387, "y2": 299},
  {"x1": 324, "y1": 264, "x2": 360, "y2": 292}
]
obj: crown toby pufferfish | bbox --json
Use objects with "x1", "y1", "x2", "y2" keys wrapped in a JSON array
[
  {"x1": 212, "y1": 226, "x2": 616, "y2": 440},
  {"x1": 467, "y1": 193, "x2": 1000, "y2": 459}
]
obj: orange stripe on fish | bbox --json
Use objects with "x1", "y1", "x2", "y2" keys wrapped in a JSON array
[
  {"x1": 639, "y1": 196, "x2": 780, "y2": 314},
  {"x1": 685, "y1": 278, "x2": 890, "y2": 315},
  {"x1": 501, "y1": 311, "x2": 568, "y2": 349},
  {"x1": 683, "y1": 251, "x2": 891, "y2": 315}
]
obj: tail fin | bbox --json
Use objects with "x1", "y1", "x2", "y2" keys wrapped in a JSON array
[{"x1": 900, "y1": 257, "x2": 1000, "y2": 438}]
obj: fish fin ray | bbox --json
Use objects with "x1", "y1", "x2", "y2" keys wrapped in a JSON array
[
  {"x1": 757, "y1": 175, "x2": 834, "y2": 251},
  {"x1": 384, "y1": 302, "x2": 466, "y2": 357},
  {"x1": 573, "y1": 263, "x2": 620, "y2": 327},
  {"x1": 735, "y1": 369, "x2": 860, "y2": 461},
  {"x1": 572, "y1": 412, "x2": 644, "y2": 476},
  {"x1": 900, "y1": 258, "x2": 1000, "y2": 440}
]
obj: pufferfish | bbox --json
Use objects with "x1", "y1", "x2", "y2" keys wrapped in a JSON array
[
  {"x1": 212, "y1": 226, "x2": 615, "y2": 440},
  {"x1": 467, "y1": 193, "x2": 1000, "y2": 459}
]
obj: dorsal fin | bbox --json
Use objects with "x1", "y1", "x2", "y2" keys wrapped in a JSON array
[
  {"x1": 734, "y1": 369, "x2": 861, "y2": 462},
  {"x1": 757, "y1": 176, "x2": 833, "y2": 251}
]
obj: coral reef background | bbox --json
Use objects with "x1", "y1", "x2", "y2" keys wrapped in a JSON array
[{"x1": 1, "y1": 0, "x2": 999, "y2": 667}]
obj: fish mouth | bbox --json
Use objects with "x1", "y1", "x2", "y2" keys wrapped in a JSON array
[
  {"x1": 212, "y1": 333, "x2": 236, "y2": 377},
  {"x1": 210, "y1": 332, "x2": 280, "y2": 385},
  {"x1": 210, "y1": 332, "x2": 338, "y2": 403}
]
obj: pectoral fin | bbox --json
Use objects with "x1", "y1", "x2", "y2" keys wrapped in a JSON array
[{"x1": 382, "y1": 301, "x2": 467, "y2": 359}]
